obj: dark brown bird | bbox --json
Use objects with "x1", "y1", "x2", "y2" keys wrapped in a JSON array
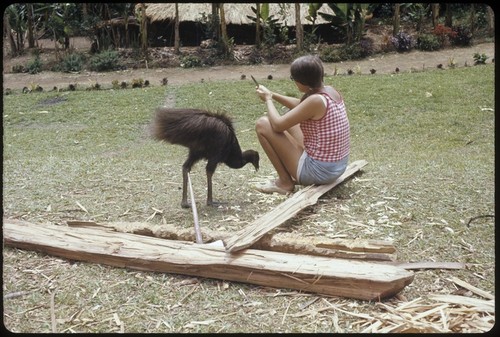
[
  {"x1": 151, "y1": 108, "x2": 260, "y2": 208},
  {"x1": 370, "y1": 68, "x2": 376, "y2": 74},
  {"x1": 347, "y1": 69, "x2": 354, "y2": 75},
  {"x1": 395, "y1": 67, "x2": 400, "y2": 73}
]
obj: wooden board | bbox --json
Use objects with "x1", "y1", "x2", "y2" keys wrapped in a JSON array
[
  {"x1": 67, "y1": 220, "x2": 396, "y2": 261},
  {"x1": 3, "y1": 218, "x2": 413, "y2": 301},
  {"x1": 224, "y1": 160, "x2": 368, "y2": 253}
]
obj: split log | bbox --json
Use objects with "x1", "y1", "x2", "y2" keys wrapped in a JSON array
[
  {"x1": 224, "y1": 160, "x2": 369, "y2": 253},
  {"x1": 66, "y1": 220, "x2": 396, "y2": 261},
  {"x1": 3, "y1": 219, "x2": 413, "y2": 300}
]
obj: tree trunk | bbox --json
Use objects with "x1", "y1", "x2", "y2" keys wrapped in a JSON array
[
  {"x1": 211, "y1": 3, "x2": 220, "y2": 41},
  {"x1": 3, "y1": 11, "x2": 18, "y2": 56},
  {"x1": 4, "y1": 218, "x2": 414, "y2": 301},
  {"x1": 27, "y1": 4, "x2": 35, "y2": 48},
  {"x1": 469, "y1": 3, "x2": 476, "y2": 36},
  {"x1": 486, "y1": 4, "x2": 494, "y2": 37},
  {"x1": 219, "y1": 3, "x2": 230, "y2": 56},
  {"x1": 431, "y1": 3, "x2": 440, "y2": 29},
  {"x1": 294, "y1": 3, "x2": 303, "y2": 51},
  {"x1": 139, "y1": 3, "x2": 148, "y2": 55},
  {"x1": 255, "y1": 3, "x2": 261, "y2": 47},
  {"x1": 444, "y1": 3, "x2": 452, "y2": 27},
  {"x1": 124, "y1": 16, "x2": 130, "y2": 48},
  {"x1": 174, "y1": 3, "x2": 180, "y2": 53},
  {"x1": 393, "y1": 3, "x2": 400, "y2": 36}
]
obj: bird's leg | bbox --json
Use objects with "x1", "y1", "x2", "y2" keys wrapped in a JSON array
[
  {"x1": 205, "y1": 162, "x2": 226, "y2": 207},
  {"x1": 181, "y1": 165, "x2": 190, "y2": 208},
  {"x1": 206, "y1": 169, "x2": 214, "y2": 206}
]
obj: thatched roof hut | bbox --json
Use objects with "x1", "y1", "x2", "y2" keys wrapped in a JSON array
[{"x1": 145, "y1": 3, "x2": 336, "y2": 26}]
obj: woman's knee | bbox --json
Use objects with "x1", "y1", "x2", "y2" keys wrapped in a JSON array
[{"x1": 255, "y1": 116, "x2": 271, "y2": 135}]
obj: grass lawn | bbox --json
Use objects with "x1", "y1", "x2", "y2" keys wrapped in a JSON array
[{"x1": 2, "y1": 64, "x2": 494, "y2": 333}]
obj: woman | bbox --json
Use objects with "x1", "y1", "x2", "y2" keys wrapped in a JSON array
[{"x1": 254, "y1": 55, "x2": 350, "y2": 194}]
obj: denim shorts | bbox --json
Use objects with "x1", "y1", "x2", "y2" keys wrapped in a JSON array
[{"x1": 297, "y1": 152, "x2": 349, "y2": 186}]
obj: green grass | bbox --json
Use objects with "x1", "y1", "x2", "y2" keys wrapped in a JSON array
[{"x1": 2, "y1": 64, "x2": 495, "y2": 333}]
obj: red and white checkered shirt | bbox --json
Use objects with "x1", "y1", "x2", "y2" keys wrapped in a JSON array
[{"x1": 300, "y1": 92, "x2": 350, "y2": 162}]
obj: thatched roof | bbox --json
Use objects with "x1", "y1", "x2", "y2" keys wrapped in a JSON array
[{"x1": 144, "y1": 3, "x2": 335, "y2": 26}]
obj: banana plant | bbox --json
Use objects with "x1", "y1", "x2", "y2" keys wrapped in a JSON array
[
  {"x1": 318, "y1": 3, "x2": 371, "y2": 45},
  {"x1": 248, "y1": 3, "x2": 281, "y2": 46}
]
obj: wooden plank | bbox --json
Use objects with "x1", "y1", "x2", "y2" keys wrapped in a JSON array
[
  {"x1": 447, "y1": 276, "x2": 495, "y2": 300},
  {"x1": 224, "y1": 160, "x2": 368, "y2": 253},
  {"x1": 66, "y1": 220, "x2": 396, "y2": 261},
  {"x1": 391, "y1": 261, "x2": 465, "y2": 270},
  {"x1": 427, "y1": 294, "x2": 495, "y2": 313},
  {"x1": 3, "y1": 218, "x2": 413, "y2": 301}
]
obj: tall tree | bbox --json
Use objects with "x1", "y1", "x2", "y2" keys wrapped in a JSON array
[
  {"x1": 26, "y1": 4, "x2": 35, "y2": 48},
  {"x1": 295, "y1": 3, "x2": 303, "y2": 50},
  {"x1": 393, "y1": 3, "x2": 400, "y2": 36},
  {"x1": 3, "y1": 8, "x2": 18, "y2": 55},
  {"x1": 137, "y1": 3, "x2": 148, "y2": 55},
  {"x1": 211, "y1": 3, "x2": 220, "y2": 41},
  {"x1": 444, "y1": 3, "x2": 452, "y2": 27},
  {"x1": 431, "y1": 3, "x2": 439, "y2": 29},
  {"x1": 174, "y1": 3, "x2": 180, "y2": 53},
  {"x1": 486, "y1": 4, "x2": 494, "y2": 37},
  {"x1": 255, "y1": 3, "x2": 261, "y2": 47},
  {"x1": 219, "y1": 3, "x2": 230, "y2": 56},
  {"x1": 469, "y1": 3, "x2": 476, "y2": 36}
]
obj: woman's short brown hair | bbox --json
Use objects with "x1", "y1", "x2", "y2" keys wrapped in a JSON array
[{"x1": 290, "y1": 55, "x2": 324, "y2": 89}]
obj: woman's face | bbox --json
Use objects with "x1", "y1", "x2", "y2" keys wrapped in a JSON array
[{"x1": 292, "y1": 79, "x2": 309, "y2": 93}]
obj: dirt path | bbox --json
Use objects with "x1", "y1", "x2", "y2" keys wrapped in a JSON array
[{"x1": 2, "y1": 42, "x2": 494, "y2": 91}]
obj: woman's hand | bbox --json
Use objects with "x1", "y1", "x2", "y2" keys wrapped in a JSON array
[{"x1": 256, "y1": 85, "x2": 272, "y2": 102}]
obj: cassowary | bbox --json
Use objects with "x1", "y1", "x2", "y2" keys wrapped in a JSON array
[{"x1": 151, "y1": 108, "x2": 260, "y2": 208}]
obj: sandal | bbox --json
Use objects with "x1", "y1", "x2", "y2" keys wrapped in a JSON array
[{"x1": 255, "y1": 180, "x2": 293, "y2": 195}]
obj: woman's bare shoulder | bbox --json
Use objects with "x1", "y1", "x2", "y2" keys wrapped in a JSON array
[{"x1": 323, "y1": 86, "x2": 342, "y2": 101}]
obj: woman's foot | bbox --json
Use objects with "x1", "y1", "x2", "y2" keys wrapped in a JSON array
[{"x1": 255, "y1": 180, "x2": 294, "y2": 195}]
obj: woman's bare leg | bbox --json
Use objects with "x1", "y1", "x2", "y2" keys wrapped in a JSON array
[{"x1": 255, "y1": 116, "x2": 303, "y2": 191}]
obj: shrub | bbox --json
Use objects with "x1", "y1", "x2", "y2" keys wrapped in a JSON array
[
  {"x1": 358, "y1": 38, "x2": 375, "y2": 57},
  {"x1": 60, "y1": 53, "x2": 84, "y2": 72},
  {"x1": 319, "y1": 45, "x2": 343, "y2": 63},
  {"x1": 339, "y1": 43, "x2": 364, "y2": 60},
  {"x1": 131, "y1": 78, "x2": 144, "y2": 88},
  {"x1": 27, "y1": 55, "x2": 42, "y2": 74},
  {"x1": 431, "y1": 24, "x2": 457, "y2": 47},
  {"x1": 89, "y1": 50, "x2": 120, "y2": 71},
  {"x1": 391, "y1": 32, "x2": 415, "y2": 52},
  {"x1": 416, "y1": 34, "x2": 441, "y2": 51},
  {"x1": 451, "y1": 24, "x2": 473, "y2": 46},
  {"x1": 473, "y1": 53, "x2": 488, "y2": 65},
  {"x1": 12, "y1": 64, "x2": 25, "y2": 73},
  {"x1": 180, "y1": 55, "x2": 202, "y2": 68}
]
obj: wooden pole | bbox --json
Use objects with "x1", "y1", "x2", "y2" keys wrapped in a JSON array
[{"x1": 187, "y1": 173, "x2": 203, "y2": 244}]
